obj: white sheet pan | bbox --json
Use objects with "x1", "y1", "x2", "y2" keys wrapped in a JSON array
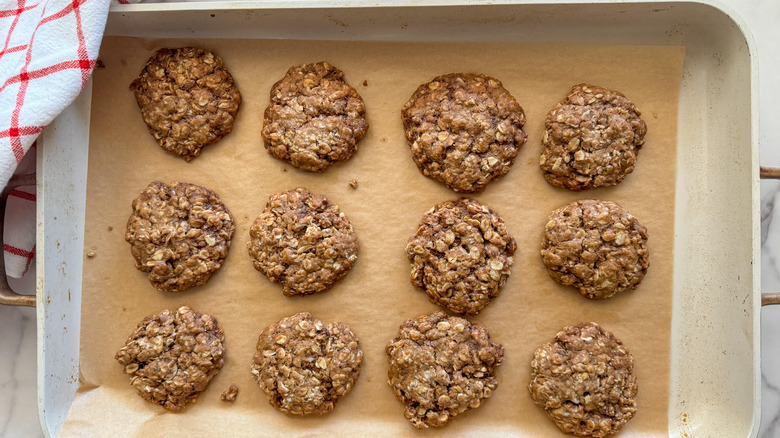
[{"x1": 0, "y1": 1, "x2": 764, "y2": 436}]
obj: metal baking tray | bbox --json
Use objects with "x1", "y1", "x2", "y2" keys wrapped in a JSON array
[{"x1": 1, "y1": 1, "x2": 767, "y2": 436}]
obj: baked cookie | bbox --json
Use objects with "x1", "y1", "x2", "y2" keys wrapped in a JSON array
[
  {"x1": 529, "y1": 322, "x2": 637, "y2": 437},
  {"x1": 262, "y1": 62, "x2": 368, "y2": 172},
  {"x1": 130, "y1": 47, "x2": 241, "y2": 161},
  {"x1": 406, "y1": 198, "x2": 516, "y2": 315},
  {"x1": 251, "y1": 312, "x2": 363, "y2": 415},
  {"x1": 540, "y1": 84, "x2": 647, "y2": 190},
  {"x1": 125, "y1": 181, "x2": 235, "y2": 292},
  {"x1": 386, "y1": 311, "x2": 504, "y2": 429},
  {"x1": 541, "y1": 199, "x2": 648, "y2": 299},
  {"x1": 401, "y1": 73, "x2": 527, "y2": 193},
  {"x1": 115, "y1": 306, "x2": 225, "y2": 411},
  {"x1": 247, "y1": 188, "x2": 359, "y2": 296}
]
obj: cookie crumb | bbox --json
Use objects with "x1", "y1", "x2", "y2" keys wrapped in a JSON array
[
  {"x1": 95, "y1": 60, "x2": 105, "y2": 69},
  {"x1": 362, "y1": 80, "x2": 368, "y2": 86},
  {"x1": 221, "y1": 385, "x2": 239, "y2": 402},
  {"x1": 86, "y1": 252, "x2": 96, "y2": 258},
  {"x1": 349, "y1": 179, "x2": 358, "y2": 189},
  {"x1": 107, "y1": 226, "x2": 113, "y2": 232}
]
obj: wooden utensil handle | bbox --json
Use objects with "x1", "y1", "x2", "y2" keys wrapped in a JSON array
[
  {"x1": 761, "y1": 167, "x2": 780, "y2": 179},
  {"x1": 762, "y1": 167, "x2": 780, "y2": 305},
  {"x1": 0, "y1": 285, "x2": 35, "y2": 307}
]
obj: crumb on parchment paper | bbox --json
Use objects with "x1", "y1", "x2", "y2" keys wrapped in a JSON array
[{"x1": 221, "y1": 385, "x2": 239, "y2": 402}]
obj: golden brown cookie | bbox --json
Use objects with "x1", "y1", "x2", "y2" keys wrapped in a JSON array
[
  {"x1": 540, "y1": 84, "x2": 646, "y2": 190},
  {"x1": 529, "y1": 322, "x2": 638, "y2": 437},
  {"x1": 130, "y1": 47, "x2": 241, "y2": 161},
  {"x1": 402, "y1": 73, "x2": 527, "y2": 193},
  {"x1": 262, "y1": 62, "x2": 368, "y2": 172},
  {"x1": 386, "y1": 311, "x2": 504, "y2": 428},
  {"x1": 541, "y1": 199, "x2": 649, "y2": 299},
  {"x1": 251, "y1": 312, "x2": 363, "y2": 415},
  {"x1": 115, "y1": 306, "x2": 225, "y2": 411},
  {"x1": 125, "y1": 181, "x2": 235, "y2": 292},
  {"x1": 247, "y1": 188, "x2": 359, "y2": 296},
  {"x1": 406, "y1": 198, "x2": 516, "y2": 315}
]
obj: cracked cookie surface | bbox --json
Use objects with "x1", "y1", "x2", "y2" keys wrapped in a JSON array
[
  {"x1": 247, "y1": 188, "x2": 359, "y2": 296},
  {"x1": 402, "y1": 73, "x2": 527, "y2": 193},
  {"x1": 529, "y1": 322, "x2": 637, "y2": 437},
  {"x1": 540, "y1": 84, "x2": 646, "y2": 190},
  {"x1": 386, "y1": 311, "x2": 504, "y2": 428},
  {"x1": 406, "y1": 198, "x2": 516, "y2": 315},
  {"x1": 541, "y1": 199, "x2": 648, "y2": 299},
  {"x1": 115, "y1": 306, "x2": 225, "y2": 411},
  {"x1": 262, "y1": 62, "x2": 368, "y2": 172},
  {"x1": 130, "y1": 47, "x2": 241, "y2": 161},
  {"x1": 251, "y1": 312, "x2": 363, "y2": 415},
  {"x1": 125, "y1": 181, "x2": 235, "y2": 292}
]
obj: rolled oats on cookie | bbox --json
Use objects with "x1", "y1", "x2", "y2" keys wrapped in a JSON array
[
  {"x1": 115, "y1": 306, "x2": 225, "y2": 411},
  {"x1": 540, "y1": 84, "x2": 647, "y2": 190},
  {"x1": 529, "y1": 322, "x2": 638, "y2": 437},
  {"x1": 541, "y1": 199, "x2": 649, "y2": 299},
  {"x1": 386, "y1": 311, "x2": 504, "y2": 428},
  {"x1": 130, "y1": 47, "x2": 241, "y2": 161},
  {"x1": 247, "y1": 187, "x2": 359, "y2": 296},
  {"x1": 262, "y1": 61, "x2": 368, "y2": 172},
  {"x1": 125, "y1": 181, "x2": 235, "y2": 293},
  {"x1": 406, "y1": 198, "x2": 516, "y2": 315},
  {"x1": 251, "y1": 312, "x2": 363, "y2": 415},
  {"x1": 402, "y1": 73, "x2": 527, "y2": 193}
]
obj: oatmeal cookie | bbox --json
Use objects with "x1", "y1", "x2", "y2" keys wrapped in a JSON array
[
  {"x1": 406, "y1": 198, "x2": 516, "y2": 315},
  {"x1": 401, "y1": 73, "x2": 527, "y2": 193},
  {"x1": 247, "y1": 188, "x2": 359, "y2": 296},
  {"x1": 251, "y1": 312, "x2": 363, "y2": 415},
  {"x1": 386, "y1": 311, "x2": 504, "y2": 429},
  {"x1": 540, "y1": 84, "x2": 647, "y2": 190},
  {"x1": 125, "y1": 181, "x2": 235, "y2": 292},
  {"x1": 541, "y1": 199, "x2": 649, "y2": 299},
  {"x1": 529, "y1": 322, "x2": 637, "y2": 437},
  {"x1": 262, "y1": 62, "x2": 368, "y2": 172},
  {"x1": 114, "y1": 306, "x2": 225, "y2": 411},
  {"x1": 130, "y1": 47, "x2": 241, "y2": 161}
]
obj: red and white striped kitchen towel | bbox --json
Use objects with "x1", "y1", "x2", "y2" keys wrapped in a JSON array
[{"x1": 1, "y1": 0, "x2": 110, "y2": 278}]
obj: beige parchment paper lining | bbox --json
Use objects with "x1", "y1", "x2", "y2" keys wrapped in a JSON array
[{"x1": 61, "y1": 36, "x2": 685, "y2": 437}]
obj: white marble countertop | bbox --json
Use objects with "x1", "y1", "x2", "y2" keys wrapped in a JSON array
[{"x1": 2, "y1": 0, "x2": 780, "y2": 436}]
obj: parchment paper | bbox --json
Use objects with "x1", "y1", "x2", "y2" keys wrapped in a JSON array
[{"x1": 61, "y1": 36, "x2": 685, "y2": 437}]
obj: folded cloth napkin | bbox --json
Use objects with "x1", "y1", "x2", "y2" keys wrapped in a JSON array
[
  {"x1": 3, "y1": 143, "x2": 34, "y2": 279},
  {"x1": 0, "y1": 0, "x2": 110, "y2": 188},
  {"x1": 1, "y1": 0, "x2": 110, "y2": 279},
  {"x1": 4, "y1": 183, "x2": 35, "y2": 278}
]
